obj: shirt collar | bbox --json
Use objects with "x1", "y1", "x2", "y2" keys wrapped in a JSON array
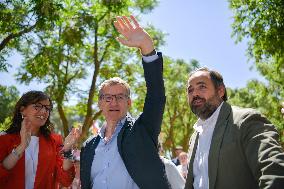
[
  {"x1": 98, "y1": 116, "x2": 127, "y2": 138},
  {"x1": 193, "y1": 102, "x2": 224, "y2": 134}
]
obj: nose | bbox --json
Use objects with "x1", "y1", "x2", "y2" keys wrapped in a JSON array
[{"x1": 192, "y1": 88, "x2": 202, "y2": 98}]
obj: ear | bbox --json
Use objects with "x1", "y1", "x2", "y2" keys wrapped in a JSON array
[
  {"x1": 98, "y1": 100, "x2": 102, "y2": 110},
  {"x1": 19, "y1": 106, "x2": 26, "y2": 118},
  {"x1": 217, "y1": 86, "x2": 225, "y2": 99},
  {"x1": 127, "y1": 99, "x2": 132, "y2": 108},
  {"x1": 20, "y1": 106, "x2": 25, "y2": 114}
]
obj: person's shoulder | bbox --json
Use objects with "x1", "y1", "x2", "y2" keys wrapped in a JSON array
[
  {"x1": 49, "y1": 132, "x2": 64, "y2": 144},
  {"x1": 231, "y1": 105, "x2": 271, "y2": 126},
  {"x1": 0, "y1": 132, "x2": 19, "y2": 146},
  {"x1": 232, "y1": 105, "x2": 262, "y2": 118},
  {"x1": 0, "y1": 132, "x2": 17, "y2": 139},
  {"x1": 50, "y1": 132, "x2": 63, "y2": 138},
  {"x1": 232, "y1": 105, "x2": 259, "y2": 114}
]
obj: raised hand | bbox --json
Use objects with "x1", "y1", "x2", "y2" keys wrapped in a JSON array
[
  {"x1": 20, "y1": 117, "x2": 32, "y2": 149},
  {"x1": 63, "y1": 126, "x2": 81, "y2": 151},
  {"x1": 113, "y1": 15, "x2": 154, "y2": 55}
]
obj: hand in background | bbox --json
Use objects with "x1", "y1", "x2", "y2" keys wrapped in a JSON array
[
  {"x1": 281, "y1": 102, "x2": 284, "y2": 115},
  {"x1": 113, "y1": 15, "x2": 154, "y2": 55}
]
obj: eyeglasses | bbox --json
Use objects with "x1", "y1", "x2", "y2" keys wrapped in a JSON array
[
  {"x1": 32, "y1": 103, "x2": 52, "y2": 113},
  {"x1": 100, "y1": 94, "x2": 129, "y2": 102}
]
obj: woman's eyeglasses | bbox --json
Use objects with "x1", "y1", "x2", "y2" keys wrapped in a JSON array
[{"x1": 32, "y1": 103, "x2": 52, "y2": 113}]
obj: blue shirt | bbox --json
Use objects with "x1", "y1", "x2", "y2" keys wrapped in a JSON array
[{"x1": 91, "y1": 117, "x2": 139, "y2": 189}]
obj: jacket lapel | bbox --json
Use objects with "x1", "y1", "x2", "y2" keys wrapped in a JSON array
[
  {"x1": 117, "y1": 114, "x2": 134, "y2": 156},
  {"x1": 82, "y1": 135, "x2": 101, "y2": 189},
  {"x1": 208, "y1": 102, "x2": 231, "y2": 189}
]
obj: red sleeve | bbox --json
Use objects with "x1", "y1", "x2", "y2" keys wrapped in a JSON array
[{"x1": 0, "y1": 134, "x2": 21, "y2": 184}]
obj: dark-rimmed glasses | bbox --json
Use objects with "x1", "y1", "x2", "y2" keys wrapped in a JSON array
[
  {"x1": 100, "y1": 94, "x2": 129, "y2": 102},
  {"x1": 32, "y1": 103, "x2": 52, "y2": 113}
]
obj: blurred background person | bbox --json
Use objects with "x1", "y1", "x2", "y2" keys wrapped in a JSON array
[
  {"x1": 177, "y1": 152, "x2": 189, "y2": 179},
  {"x1": 159, "y1": 142, "x2": 185, "y2": 189},
  {"x1": 172, "y1": 145, "x2": 183, "y2": 166}
]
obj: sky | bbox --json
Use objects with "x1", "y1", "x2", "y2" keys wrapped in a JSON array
[{"x1": 0, "y1": 0, "x2": 265, "y2": 96}]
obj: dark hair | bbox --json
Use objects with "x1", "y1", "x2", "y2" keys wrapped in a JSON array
[
  {"x1": 5, "y1": 90, "x2": 53, "y2": 137},
  {"x1": 189, "y1": 67, "x2": 228, "y2": 101}
]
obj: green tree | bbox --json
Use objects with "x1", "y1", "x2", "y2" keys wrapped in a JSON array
[
  {"x1": 0, "y1": 85, "x2": 19, "y2": 124},
  {"x1": 162, "y1": 58, "x2": 199, "y2": 156},
  {"x1": 229, "y1": 0, "x2": 284, "y2": 105},
  {"x1": 14, "y1": 0, "x2": 165, "y2": 141},
  {"x1": 0, "y1": 0, "x2": 62, "y2": 71}
]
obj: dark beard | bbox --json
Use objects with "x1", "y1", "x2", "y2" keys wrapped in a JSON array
[{"x1": 190, "y1": 96, "x2": 221, "y2": 120}]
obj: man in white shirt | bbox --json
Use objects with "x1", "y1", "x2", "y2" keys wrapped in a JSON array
[{"x1": 184, "y1": 67, "x2": 284, "y2": 189}]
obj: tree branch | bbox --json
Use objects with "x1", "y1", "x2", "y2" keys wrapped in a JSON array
[{"x1": 0, "y1": 23, "x2": 38, "y2": 52}]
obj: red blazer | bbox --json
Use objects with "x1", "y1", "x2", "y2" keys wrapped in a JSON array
[{"x1": 0, "y1": 133, "x2": 75, "y2": 189}]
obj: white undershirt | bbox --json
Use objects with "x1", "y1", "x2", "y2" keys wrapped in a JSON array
[
  {"x1": 193, "y1": 102, "x2": 223, "y2": 189},
  {"x1": 25, "y1": 136, "x2": 39, "y2": 189}
]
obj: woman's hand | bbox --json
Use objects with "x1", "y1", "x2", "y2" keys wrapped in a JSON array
[
  {"x1": 19, "y1": 117, "x2": 32, "y2": 150},
  {"x1": 63, "y1": 127, "x2": 81, "y2": 151}
]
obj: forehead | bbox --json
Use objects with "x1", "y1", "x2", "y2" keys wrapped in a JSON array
[
  {"x1": 34, "y1": 99, "x2": 51, "y2": 105},
  {"x1": 179, "y1": 153, "x2": 188, "y2": 158},
  {"x1": 188, "y1": 71, "x2": 212, "y2": 86},
  {"x1": 101, "y1": 84, "x2": 128, "y2": 94}
]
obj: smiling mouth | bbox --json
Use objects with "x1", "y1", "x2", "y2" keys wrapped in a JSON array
[
  {"x1": 192, "y1": 99, "x2": 205, "y2": 106},
  {"x1": 36, "y1": 115, "x2": 45, "y2": 120}
]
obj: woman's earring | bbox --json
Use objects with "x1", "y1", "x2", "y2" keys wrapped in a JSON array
[{"x1": 21, "y1": 114, "x2": 24, "y2": 119}]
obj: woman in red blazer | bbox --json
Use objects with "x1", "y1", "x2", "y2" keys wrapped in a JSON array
[{"x1": 0, "y1": 91, "x2": 80, "y2": 189}]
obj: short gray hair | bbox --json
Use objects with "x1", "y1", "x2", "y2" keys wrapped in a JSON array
[{"x1": 98, "y1": 77, "x2": 130, "y2": 98}]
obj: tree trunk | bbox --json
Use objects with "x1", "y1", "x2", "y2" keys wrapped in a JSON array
[{"x1": 57, "y1": 103, "x2": 69, "y2": 137}]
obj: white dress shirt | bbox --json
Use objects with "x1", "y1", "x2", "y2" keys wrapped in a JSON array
[
  {"x1": 193, "y1": 102, "x2": 223, "y2": 189},
  {"x1": 25, "y1": 136, "x2": 39, "y2": 189}
]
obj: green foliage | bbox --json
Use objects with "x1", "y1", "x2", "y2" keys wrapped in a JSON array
[
  {"x1": 0, "y1": 0, "x2": 62, "y2": 71},
  {"x1": 9, "y1": 0, "x2": 164, "y2": 139},
  {"x1": 229, "y1": 0, "x2": 284, "y2": 100},
  {"x1": 230, "y1": 0, "x2": 284, "y2": 64},
  {"x1": 0, "y1": 117, "x2": 12, "y2": 132},
  {"x1": 162, "y1": 57, "x2": 199, "y2": 156},
  {"x1": 0, "y1": 85, "x2": 19, "y2": 123}
]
